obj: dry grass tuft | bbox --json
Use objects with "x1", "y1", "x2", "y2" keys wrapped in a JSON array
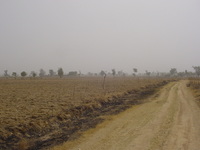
[{"x1": 17, "y1": 139, "x2": 29, "y2": 150}]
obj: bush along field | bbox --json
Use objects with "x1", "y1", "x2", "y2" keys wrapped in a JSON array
[{"x1": 0, "y1": 77, "x2": 173, "y2": 150}]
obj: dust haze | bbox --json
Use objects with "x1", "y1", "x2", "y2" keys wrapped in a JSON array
[{"x1": 0, "y1": 0, "x2": 200, "y2": 75}]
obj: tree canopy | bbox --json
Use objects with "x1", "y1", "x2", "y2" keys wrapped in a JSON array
[
  {"x1": 58, "y1": 68, "x2": 64, "y2": 78},
  {"x1": 21, "y1": 71, "x2": 27, "y2": 77}
]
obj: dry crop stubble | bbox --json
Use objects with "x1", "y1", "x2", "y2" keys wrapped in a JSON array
[{"x1": 0, "y1": 77, "x2": 169, "y2": 149}]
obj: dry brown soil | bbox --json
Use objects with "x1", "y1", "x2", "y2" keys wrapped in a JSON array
[
  {"x1": 52, "y1": 81, "x2": 200, "y2": 150},
  {"x1": 0, "y1": 78, "x2": 169, "y2": 149}
]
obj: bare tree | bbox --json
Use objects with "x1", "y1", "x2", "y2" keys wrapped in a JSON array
[
  {"x1": 12, "y1": 72, "x2": 17, "y2": 79},
  {"x1": 145, "y1": 70, "x2": 151, "y2": 76},
  {"x1": 4, "y1": 70, "x2": 9, "y2": 77},
  {"x1": 193, "y1": 66, "x2": 200, "y2": 77},
  {"x1": 111, "y1": 69, "x2": 116, "y2": 76},
  {"x1": 185, "y1": 70, "x2": 188, "y2": 77},
  {"x1": 133, "y1": 68, "x2": 138, "y2": 76},
  {"x1": 100, "y1": 70, "x2": 106, "y2": 76},
  {"x1": 170, "y1": 68, "x2": 177, "y2": 76}
]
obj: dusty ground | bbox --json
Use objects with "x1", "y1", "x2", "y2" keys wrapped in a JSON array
[
  {"x1": 52, "y1": 81, "x2": 200, "y2": 150},
  {"x1": 0, "y1": 78, "x2": 169, "y2": 149}
]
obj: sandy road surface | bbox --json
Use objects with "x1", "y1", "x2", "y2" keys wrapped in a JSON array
[{"x1": 52, "y1": 81, "x2": 200, "y2": 150}]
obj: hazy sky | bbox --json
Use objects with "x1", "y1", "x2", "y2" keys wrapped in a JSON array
[{"x1": 0, "y1": 0, "x2": 200, "y2": 75}]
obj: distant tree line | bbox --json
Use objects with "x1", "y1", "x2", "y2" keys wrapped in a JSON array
[
  {"x1": 1, "y1": 66, "x2": 200, "y2": 78},
  {"x1": 2, "y1": 68, "x2": 64, "y2": 79}
]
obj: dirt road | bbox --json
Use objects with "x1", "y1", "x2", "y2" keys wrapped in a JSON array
[{"x1": 52, "y1": 81, "x2": 200, "y2": 150}]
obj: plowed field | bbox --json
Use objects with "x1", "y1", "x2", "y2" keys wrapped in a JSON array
[{"x1": 0, "y1": 77, "x2": 168, "y2": 149}]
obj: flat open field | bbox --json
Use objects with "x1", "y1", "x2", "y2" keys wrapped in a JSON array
[
  {"x1": 53, "y1": 81, "x2": 200, "y2": 150},
  {"x1": 0, "y1": 77, "x2": 170, "y2": 149}
]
